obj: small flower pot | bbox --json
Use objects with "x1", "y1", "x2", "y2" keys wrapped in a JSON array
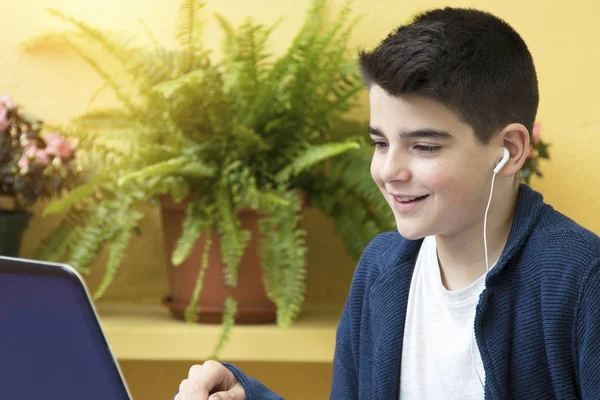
[{"x1": 0, "y1": 211, "x2": 31, "y2": 257}]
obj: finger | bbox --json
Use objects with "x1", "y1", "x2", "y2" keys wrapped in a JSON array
[
  {"x1": 178, "y1": 379, "x2": 189, "y2": 400},
  {"x1": 208, "y1": 392, "x2": 234, "y2": 400},
  {"x1": 188, "y1": 364, "x2": 203, "y2": 380},
  {"x1": 208, "y1": 383, "x2": 246, "y2": 400},
  {"x1": 190, "y1": 361, "x2": 228, "y2": 400}
]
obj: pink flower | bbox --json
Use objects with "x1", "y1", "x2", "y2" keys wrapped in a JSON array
[
  {"x1": 0, "y1": 105, "x2": 8, "y2": 131},
  {"x1": 35, "y1": 148, "x2": 50, "y2": 166},
  {"x1": 0, "y1": 94, "x2": 14, "y2": 109},
  {"x1": 44, "y1": 133, "x2": 75, "y2": 160},
  {"x1": 18, "y1": 155, "x2": 30, "y2": 174},
  {"x1": 24, "y1": 141, "x2": 50, "y2": 167},
  {"x1": 532, "y1": 122, "x2": 541, "y2": 145}
]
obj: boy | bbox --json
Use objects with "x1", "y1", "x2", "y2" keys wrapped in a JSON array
[{"x1": 175, "y1": 7, "x2": 600, "y2": 399}]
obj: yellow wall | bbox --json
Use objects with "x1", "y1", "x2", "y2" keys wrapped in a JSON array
[
  {"x1": 3, "y1": 0, "x2": 599, "y2": 234},
  {"x1": 2, "y1": 0, "x2": 600, "y2": 398}
]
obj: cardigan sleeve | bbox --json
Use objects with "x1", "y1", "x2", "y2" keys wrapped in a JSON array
[
  {"x1": 576, "y1": 258, "x2": 600, "y2": 398},
  {"x1": 330, "y1": 294, "x2": 359, "y2": 399},
  {"x1": 329, "y1": 232, "x2": 391, "y2": 399},
  {"x1": 172, "y1": 362, "x2": 283, "y2": 400},
  {"x1": 330, "y1": 239, "x2": 381, "y2": 400},
  {"x1": 222, "y1": 363, "x2": 284, "y2": 400}
]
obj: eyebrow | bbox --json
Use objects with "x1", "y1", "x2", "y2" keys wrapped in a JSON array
[{"x1": 368, "y1": 126, "x2": 453, "y2": 140}]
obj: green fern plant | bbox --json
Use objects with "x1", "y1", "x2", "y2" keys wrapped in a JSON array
[{"x1": 26, "y1": 0, "x2": 394, "y2": 356}]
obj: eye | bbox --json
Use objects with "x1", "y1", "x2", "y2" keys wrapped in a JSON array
[
  {"x1": 370, "y1": 141, "x2": 389, "y2": 150},
  {"x1": 414, "y1": 145, "x2": 440, "y2": 153}
]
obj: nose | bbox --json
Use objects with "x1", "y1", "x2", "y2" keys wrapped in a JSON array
[{"x1": 379, "y1": 149, "x2": 411, "y2": 183}]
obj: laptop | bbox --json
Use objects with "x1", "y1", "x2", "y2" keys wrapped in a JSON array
[{"x1": 0, "y1": 256, "x2": 132, "y2": 399}]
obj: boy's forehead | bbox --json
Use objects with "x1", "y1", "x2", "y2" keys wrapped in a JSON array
[{"x1": 368, "y1": 85, "x2": 474, "y2": 139}]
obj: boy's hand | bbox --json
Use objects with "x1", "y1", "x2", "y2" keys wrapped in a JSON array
[{"x1": 175, "y1": 360, "x2": 246, "y2": 400}]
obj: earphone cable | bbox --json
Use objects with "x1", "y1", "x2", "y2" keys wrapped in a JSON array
[{"x1": 472, "y1": 170, "x2": 498, "y2": 389}]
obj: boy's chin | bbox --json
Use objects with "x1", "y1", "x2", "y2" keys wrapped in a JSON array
[{"x1": 395, "y1": 225, "x2": 428, "y2": 241}]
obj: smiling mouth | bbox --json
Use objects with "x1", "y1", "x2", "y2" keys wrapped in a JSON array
[{"x1": 393, "y1": 195, "x2": 429, "y2": 203}]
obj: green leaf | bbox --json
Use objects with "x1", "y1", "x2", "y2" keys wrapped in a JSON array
[
  {"x1": 118, "y1": 156, "x2": 215, "y2": 186},
  {"x1": 18, "y1": 30, "x2": 82, "y2": 51},
  {"x1": 175, "y1": 0, "x2": 207, "y2": 73},
  {"x1": 275, "y1": 140, "x2": 360, "y2": 183},
  {"x1": 43, "y1": 173, "x2": 109, "y2": 216},
  {"x1": 184, "y1": 227, "x2": 213, "y2": 322},
  {"x1": 258, "y1": 192, "x2": 307, "y2": 328},
  {"x1": 152, "y1": 69, "x2": 208, "y2": 98},
  {"x1": 207, "y1": 297, "x2": 237, "y2": 360},
  {"x1": 172, "y1": 201, "x2": 209, "y2": 266},
  {"x1": 93, "y1": 209, "x2": 143, "y2": 299},
  {"x1": 216, "y1": 183, "x2": 250, "y2": 287}
]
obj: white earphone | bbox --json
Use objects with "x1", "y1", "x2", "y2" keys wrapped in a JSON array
[
  {"x1": 472, "y1": 146, "x2": 511, "y2": 389},
  {"x1": 493, "y1": 147, "x2": 510, "y2": 174}
]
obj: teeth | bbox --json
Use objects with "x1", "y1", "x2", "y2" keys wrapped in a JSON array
[{"x1": 396, "y1": 196, "x2": 418, "y2": 202}]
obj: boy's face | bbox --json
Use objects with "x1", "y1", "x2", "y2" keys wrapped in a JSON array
[{"x1": 369, "y1": 84, "x2": 498, "y2": 240}]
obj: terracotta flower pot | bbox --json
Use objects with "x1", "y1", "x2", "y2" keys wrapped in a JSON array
[{"x1": 160, "y1": 197, "x2": 276, "y2": 324}]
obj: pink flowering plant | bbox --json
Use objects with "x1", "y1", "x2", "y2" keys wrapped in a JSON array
[
  {"x1": 0, "y1": 94, "x2": 79, "y2": 210},
  {"x1": 521, "y1": 122, "x2": 551, "y2": 183}
]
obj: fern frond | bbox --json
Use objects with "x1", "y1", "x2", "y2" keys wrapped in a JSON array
[
  {"x1": 128, "y1": 47, "x2": 178, "y2": 90},
  {"x1": 18, "y1": 30, "x2": 83, "y2": 51},
  {"x1": 87, "y1": 82, "x2": 111, "y2": 107},
  {"x1": 172, "y1": 201, "x2": 211, "y2": 266},
  {"x1": 146, "y1": 176, "x2": 191, "y2": 202},
  {"x1": 36, "y1": 205, "x2": 91, "y2": 262},
  {"x1": 72, "y1": 108, "x2": 133, "y2": 130},
  {"x1": 309, "y1": 1, "x2": 363, "y2": 111},
  {"x1": 214, "y1": 12, "x2": 235, "y2": 53},
  {"x1": 207, "y1": 297, "x2": 237, "y2": 360},
  {"x1": 275, "y1": 140, "x2": 360, "y2": 184},
  {"x1": 184, "y1": 227, "x2": 212, "y2": 321},
  {"x1": 36, "y1": 224, "x2": 71, "y2": 262},
  {"x1": 304, "y1": 149, "x2": 395, "y2": 259},
  {"x1": 47, "y1": 9, "x2": 134, "y2": 65},
  {"x1": 240, "y1": 187, "x2": 289, "y2": 212},
  {"x1": 311, "y1": 190, "x2": 381, "y2": 259},
  {"x1": 329, "y1": 149, "x2": 392, "y2": 227},
  {"x1": 65, "y1": 216, "x2": 108, "y2": 273},
  {"x1": 175, "y1": 0, "x2": 207, "y2": 73},
  {"x1": 218, "y1": 17, "x2": 280, "y2": 127},
  {"x1": 138, "y1": 18, "x2": 160, "y2": 49},
  {"x1": 228, "y1": 124, "x2": 271, "y2": 158},
  {"x1": 152, "y1": 70, "x2": 197, "y2": 98},
  {"x1": 259, "y1": 191, "x2": 307, "y2": 328},
  {"x1": 118, "y1": 156, "x2": 215, "y2": 186},
  {"x1": 43, "y1": 172, "x2": 110, "y2": 216},
  {"x1": 93, "y1": 208, "x2": 143, "y2": 299},
  {"x1": 59, "y1": 37, "x2": 138, "y2": 114},
  {"x1": 216, "y1": 183, "x2": 250, "y2": 287}
]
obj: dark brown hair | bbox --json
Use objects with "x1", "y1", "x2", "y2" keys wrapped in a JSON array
[{"x1": 358, "y1": 8, "x2": 539, "y2": 144}]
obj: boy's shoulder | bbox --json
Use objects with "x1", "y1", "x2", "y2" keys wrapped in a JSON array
[
  {"x1": 533, "y1": 203, "x2": 600, "y2": 249},
  {"x1": 525, "y1": 202, "x2": 600, "y2": 269}
]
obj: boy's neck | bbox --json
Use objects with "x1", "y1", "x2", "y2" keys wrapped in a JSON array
[{"x1": 435, "y1": 181, "x2": 519, "y2": 291}]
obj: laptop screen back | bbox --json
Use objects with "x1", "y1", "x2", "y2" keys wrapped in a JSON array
[{"x1": 0, "y1": 258, "x2": 131, "y2": 399}]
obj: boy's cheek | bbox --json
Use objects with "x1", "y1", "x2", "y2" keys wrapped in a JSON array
[{"x1": 370, "y1": 158, "x2": 385, "y2": 187}]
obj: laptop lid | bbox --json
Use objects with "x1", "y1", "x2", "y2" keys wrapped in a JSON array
[{"x1": 0, "y1": 256, "x2": 132, "y2": 399}]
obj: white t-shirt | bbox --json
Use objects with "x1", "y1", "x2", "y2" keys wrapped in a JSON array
[{"x1": 399, "y1": 235, "x2": 487, "y2": 399}]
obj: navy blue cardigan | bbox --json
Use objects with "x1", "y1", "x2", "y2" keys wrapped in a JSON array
[{"x1": 209, "y1": 184, "x2": 600, "y2": 399}]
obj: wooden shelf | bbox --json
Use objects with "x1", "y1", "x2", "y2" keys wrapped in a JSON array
[{"x1": 97, "y1": 303, "x2": 339, "y2": 363}]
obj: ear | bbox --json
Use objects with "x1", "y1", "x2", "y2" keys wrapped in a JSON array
[{"x1": 496, "y1": 123, "x2": 530, "y2": 178}]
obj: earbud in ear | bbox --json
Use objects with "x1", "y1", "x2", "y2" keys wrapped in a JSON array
[{"x1": 493, "y1": 147, "x2": 510, "y2": 174}]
